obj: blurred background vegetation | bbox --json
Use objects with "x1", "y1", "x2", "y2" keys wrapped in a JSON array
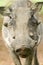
[
  {"x1": 0, "y1": 0, "x2": 43, "y2": 6},
  {"x1": 0, "y1": 0, "x2": 43, "y2": 14}
]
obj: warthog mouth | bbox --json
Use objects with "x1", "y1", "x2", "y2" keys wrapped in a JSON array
[{"x1": 16, "y1": 48, "x2": 33, "y2": 58}]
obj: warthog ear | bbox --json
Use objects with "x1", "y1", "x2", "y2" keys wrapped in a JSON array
[
  {"x1": 31, "y1": 2, "x2": 43, "y2": 13},
  {"x1": 27, "y1": 0, "x2": 32, "y2": 7},
  {"x1": 0, "y1": 7, "x2": 5, "y2": 15},
  {"x1": 0, "y1": 7, "x2": 11, "y2": 16}
]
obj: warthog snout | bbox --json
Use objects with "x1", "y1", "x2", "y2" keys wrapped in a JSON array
[{"x1": 16, "y1": 47, "x2": 33, "y2": 58}]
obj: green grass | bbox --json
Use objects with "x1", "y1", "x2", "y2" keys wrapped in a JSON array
[{"x1": 0, "y1": 0, "x2": 13, "y2": 7}]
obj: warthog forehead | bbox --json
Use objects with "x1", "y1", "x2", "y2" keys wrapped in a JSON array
[
  {"x1": 16, "y1": 7, "x2": 30, "y2": 20},
  {"x1": 15, "y1": 8, "x2": 30, "y2": 30}
]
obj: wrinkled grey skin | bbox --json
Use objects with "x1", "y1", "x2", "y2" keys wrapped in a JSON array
[{"x1": 1, "y1": 0, "x2": 43, "y2": 65}]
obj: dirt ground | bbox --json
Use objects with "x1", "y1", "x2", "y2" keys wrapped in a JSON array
[{"x1": 0, "y1": 15, "x2": 43, "y2": 65}]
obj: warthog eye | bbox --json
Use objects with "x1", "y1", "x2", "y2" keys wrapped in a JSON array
[
  {"x1": 9, "y1": 16, "x2": 12, "y2": 19},
  {"x1": 4, "y1": 23, "x2": 8, "y2": 27}
]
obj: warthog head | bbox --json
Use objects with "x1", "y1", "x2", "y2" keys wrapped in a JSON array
[{"x1": 1, "y1": 0, "x2": 43, "y2": 58}]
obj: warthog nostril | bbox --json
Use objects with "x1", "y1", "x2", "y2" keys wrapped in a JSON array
[
  {"x1": 16, "y1": 48, "x2": 31, "y2": 53},
  {"x1": 4, "y1": 23, "x2": 8, "y2": 27},
  {"x1": 16, "y1": 49, "x2": 21, "y2": 53},
  {"x1": 16, "y1": 48, "x2": 32, "y2": 58},
  {"x1": 16, "y1": 48, "x2": 26, "y2": 53}
]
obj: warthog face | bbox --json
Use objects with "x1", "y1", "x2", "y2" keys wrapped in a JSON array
[{"x1": 2, "y1": 0, "x2": 43, "y2": 58}]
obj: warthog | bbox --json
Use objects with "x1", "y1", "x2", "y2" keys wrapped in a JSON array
[{"x1": 0, "y1": 0, "x2": 43, "y2": 65}]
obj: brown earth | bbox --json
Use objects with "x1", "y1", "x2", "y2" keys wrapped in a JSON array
[{"x1": 0, "y1": 15, "x2": 43, "y2": 65}]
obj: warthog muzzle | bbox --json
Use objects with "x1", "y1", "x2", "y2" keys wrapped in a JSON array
[{"x1": 16, "y1": 47, "x2": 33, "y2": 58}]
